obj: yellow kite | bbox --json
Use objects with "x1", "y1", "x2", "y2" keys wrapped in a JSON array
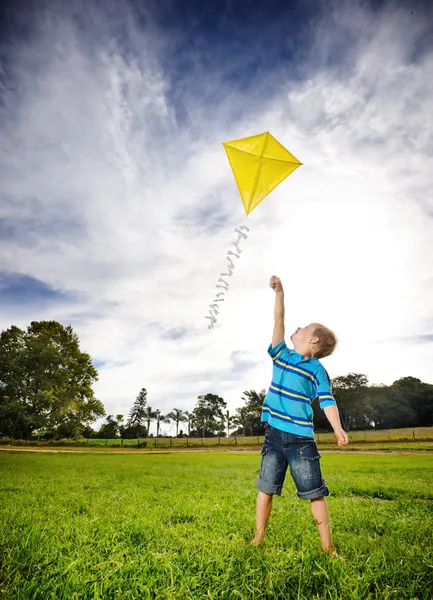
[{"x1": 223, "y1": 131, "x2": 302, "y2": 215}]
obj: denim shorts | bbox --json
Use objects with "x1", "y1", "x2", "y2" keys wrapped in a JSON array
[{"x1": 256, "y1": 424, "x2": 329, "y2": 500}]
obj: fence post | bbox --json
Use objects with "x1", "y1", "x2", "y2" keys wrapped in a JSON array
[
  {"x1": 121, "y1": 438, "x2": 124, "y2": 448},
  {"x1": 364, "y1": 431, "x2": 367, "y2": 442},
  {"x1": 235, "y1": 435, "x2": 237, "y2": 445},
  {"x1": 316, "y1": 434, "x2": 320, "y2": 443},
  {"x1": 201, "y1": 436, "x2": 203, "y2": 447},
  {"x1": 257, "y1": 435, "x2": 259, "y2": 445},
  {"x1": 137, "y1": 438, "x2": 139, "y2": 447},
  {"x1": 105, "y1": 439, "x2": 108, "y2": 447},
  {"x1": 388, "y1": 430, "x2": 391, "y2": 440},
  {"x1": 187, "y1": 436, "x2": 189, "y2": 448},
  {"x1": 170, "y1": 437, "x2": 172, "y2": 447},
  {"x1": 154, "y1": 437, "x2": 157, "y2": 447},
  {"x1": 413, "y1": 430, "x2": 416, "y2": 440},
  {"x1": 86, "y1": 438, "x2": 89, "y2": 446},
  {"x1": 218, "y1": 436, "x2": 220, "y2": 446}
]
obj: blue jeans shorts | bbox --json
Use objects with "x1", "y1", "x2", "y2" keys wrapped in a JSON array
[{"x1": 256, "y1": 424, "x2": 329, "y2": 500}]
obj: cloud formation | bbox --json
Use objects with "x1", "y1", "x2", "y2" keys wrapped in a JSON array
[{"x1": 1, "y1": 0, "x2": 432, "y2": 432}]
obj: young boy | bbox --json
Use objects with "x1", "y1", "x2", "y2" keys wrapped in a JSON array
[{"x1": 253, "y1": 275, "x2": 348, "y2": 554}]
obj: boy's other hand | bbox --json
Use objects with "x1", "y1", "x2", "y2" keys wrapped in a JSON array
[
  {"x1": 270, "y1": 275, "x2": 283, "y2": 293},
  {"x1": 334, "y1": 428, "x2": 349, "y2": 447}
]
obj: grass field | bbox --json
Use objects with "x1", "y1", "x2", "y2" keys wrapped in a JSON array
[{"x1": 1, "y1": 452, "x2": 432, "y2": 599}]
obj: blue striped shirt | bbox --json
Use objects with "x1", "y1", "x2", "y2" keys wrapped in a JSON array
[{"x1": 261, "y1": 340, "x2": 337, "y2": 437}]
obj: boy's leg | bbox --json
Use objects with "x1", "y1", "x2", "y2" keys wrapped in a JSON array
[
  {"x1": 252, "y1": 491, "x2": 273, "y2": 544},
  {"x1": 286, "y1": 437, "x2": 336, "y2": 553},
  {"x1": 310, "y1": 497, "x2": 333, "y2": 552},
  {"x1": 253, "y1": 426, "x2": 287, "y2": 544}
]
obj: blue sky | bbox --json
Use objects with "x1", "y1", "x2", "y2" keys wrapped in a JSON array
[{"x1": 1, "y1": 0, "x2": 432, "y2": 433}]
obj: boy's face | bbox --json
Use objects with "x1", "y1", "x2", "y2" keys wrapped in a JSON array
[
  {"x1": 291, "y1": 324, "x2": 314, "y2": 343},
  {"x1": 290, "y1": 324, "x2": 318, "y2": 354}
]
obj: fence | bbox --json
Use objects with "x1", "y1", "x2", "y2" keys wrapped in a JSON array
[{"x1": 2, "y1": 427, "x2": 432, "y2": 448}]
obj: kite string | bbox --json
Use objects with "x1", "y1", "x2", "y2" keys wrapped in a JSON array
[{"x1": 262, "y1": 168, "x2": 275, "y2": 275}]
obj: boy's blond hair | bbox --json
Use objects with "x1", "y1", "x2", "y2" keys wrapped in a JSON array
[{"x1": 312, "y1": 324, "x2": 337, "y2": 359}]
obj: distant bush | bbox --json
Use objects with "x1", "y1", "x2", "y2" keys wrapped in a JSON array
[{"x1": 7, "y1": 439, "x2": 88, "y2": 447}]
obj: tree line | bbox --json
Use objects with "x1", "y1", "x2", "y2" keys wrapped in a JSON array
[
  {"x1": 0, "y1": 322, "x2": 432, "y2": 440},
  {"x1": 91, "y1": 388, "x2": 267, "y2": 440}
]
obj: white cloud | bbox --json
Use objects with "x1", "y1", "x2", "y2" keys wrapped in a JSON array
[{"x1": 1, "y1": 1, "x2": 432, "y2": 433}]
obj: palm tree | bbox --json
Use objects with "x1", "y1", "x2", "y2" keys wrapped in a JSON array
[
  {"x1": 225, "y1": 410, "x2": 235, "y2": 437},
  {"x1": 144, "y1": 406, "x2": 158, "y2": 436},
  {"x1": 241, "y1": 389, "x2": 266, "y2": 435},
  {"x1": 166, "y1": 408, "x2": 188, "y2": 436},
  {"x1": 232, "y1": 406, "x2": 250, "y2": 436},
  {"x1": 184, "y1": 411, "x2": 193, "y2": 436},
  {"x1": 155, "y1": 409, "x2": 170, "y2": 437}
]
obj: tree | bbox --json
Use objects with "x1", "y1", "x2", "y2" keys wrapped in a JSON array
[
  {"x1": 232, "y1": 406, "x2": 250, "y2": 436},
  {"x1": 231, "y1": 389, "x2": 266, "y2": 436},
  {"x1": 116, "y1": 414, "x2": 125, "y2": 437},
  {"x1": 155, "y1": 409, "x2": 170, "y2": 437},
  {"x1": 82, "y1": 425, "x2": 94, "y2": 439},
  {"x1": 97, "y1": 414, "x2": 125, "y2": 439},
  {"x1": 184, "y1": 411, "x2": 192, "y2": 436},
  {"x1": 190, "y1": 394, "x2": 227, "y2": 437},
  {"x1": 242, "y1": 389, "x2": 266, "y2": 435},
  {"x1": 0, "y1": 321, "x2": 104, "y2": 439},
  {"x1": 331, "y1": 373, "x2": 372, "y2": 430},
  {"x1": 127, "y1": 388, "x2": 147, "y2": 428},
  {"x1": 390, "y1": 377, "x2": 433, "y2": 427},
  {"x1": 368, "y1": 385, "x2": 416, "y2": 429},
  {"x1": 225, "y1": 410, "x2": 234, "y2": 437},
  {"x1": 143, "y1": 406, "x2": 158, "y2": 436},
  {"x1": 166, "y1": 408, "x2": 188, "y2": 437}
]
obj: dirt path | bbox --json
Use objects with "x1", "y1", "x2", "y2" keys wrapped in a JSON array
[{"x1": 0, "y1": 446, "x2": 431, "y2": 455}]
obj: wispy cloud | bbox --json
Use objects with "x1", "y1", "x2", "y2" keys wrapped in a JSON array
[{"x1": 1, "y1": 0, "x2": 432, "y2": 432}]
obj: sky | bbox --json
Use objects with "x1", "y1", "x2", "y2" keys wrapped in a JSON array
[{"x1": 1, "y1": 0, "x2": 432, "y2": 435}]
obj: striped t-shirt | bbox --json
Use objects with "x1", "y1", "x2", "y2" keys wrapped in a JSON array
[{"x1": 261, "y1": 340, "x2": 337, "y2": 437}]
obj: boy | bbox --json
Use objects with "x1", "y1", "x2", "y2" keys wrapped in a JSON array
[{"x1": 253, "y1": 275, "x2": 348, "y2": 554}]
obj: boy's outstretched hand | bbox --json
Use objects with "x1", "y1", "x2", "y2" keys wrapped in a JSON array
[{"x1": 270, "y1": 275, "x2": 283, "y2": 293}]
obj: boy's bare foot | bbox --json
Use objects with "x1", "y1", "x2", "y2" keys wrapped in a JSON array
[
  {"x1": 324, "y1": 548, "x2": 346, "y2": 561},
  {"x1": 251, "y1": 534, "x2": 265, "y2": 545}
]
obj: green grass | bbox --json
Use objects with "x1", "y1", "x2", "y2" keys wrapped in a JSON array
[{"x1": 0, "y1": 453, "x2": 432, "y2": 599}]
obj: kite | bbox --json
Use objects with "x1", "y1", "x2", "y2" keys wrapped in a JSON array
[
  {"x1": 222, "y1": 131, "x2": 302, "y2": 215},
  {"x1": 205, "y1": 132, "x2": 301, "y2": 329}
]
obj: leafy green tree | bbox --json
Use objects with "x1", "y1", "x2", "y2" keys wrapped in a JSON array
[
  {"x1": 190, "y1": 394, "x2": 227, "y2": 437},
  {"x1": 82, "y1": 425, "x2": 94, "y2": 439},
  {"x1": 97, "y1": 414, "x2": 124, "y2": 438},
  {"x1": 390, "y1": 377, "x2": 433, "y2": 427},
  {"x1": 331, "y1": 373, "x2": 372, "y2": 430},
  {"x1": 0, "y1": 321, "x2": 104, "y2": 439},
  {"x1": 368, "y1": 385, "x2": 416, "y2": 429},
  {"x1": 116, "y1": 414, "x2": 125, "y2": 437},
  {"x1": 166, "y1": 408, "x2": 188, "y2": 436}
]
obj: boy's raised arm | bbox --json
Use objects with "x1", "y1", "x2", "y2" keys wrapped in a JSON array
[{"x1": 270, "y1": 276, "x2": 285, "y2": 348}]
